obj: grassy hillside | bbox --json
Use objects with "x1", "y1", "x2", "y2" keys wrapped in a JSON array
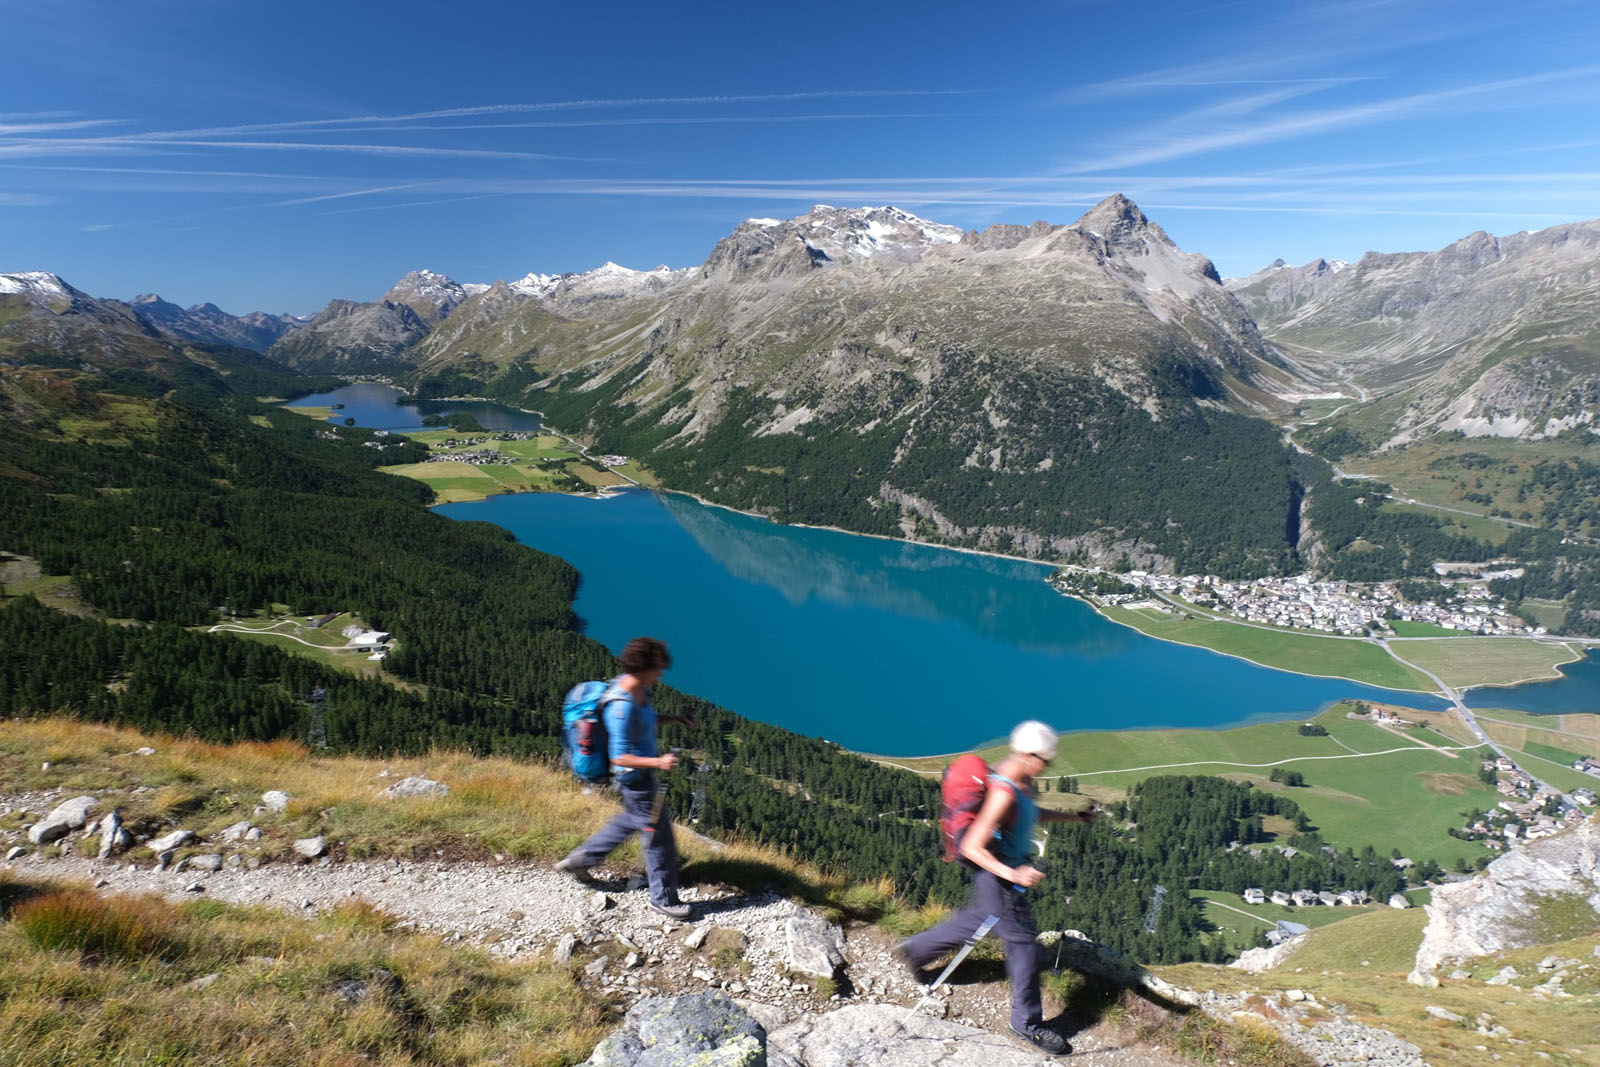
[{"x1": 1160, "y1": 908, "x2": 1600, "y2": 1067}]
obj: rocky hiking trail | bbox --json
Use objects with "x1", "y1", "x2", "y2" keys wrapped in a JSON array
[
  {"x1": 17, "y1": 846, "x2": 1187, "y2": 1066},
  {"x1": 5, "y1": 781, "x2": 1462, "y2": 1067}
]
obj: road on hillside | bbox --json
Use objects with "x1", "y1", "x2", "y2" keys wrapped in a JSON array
[{"x1": 1378, "y1": 639, "x2": 1580, "y2": 813}]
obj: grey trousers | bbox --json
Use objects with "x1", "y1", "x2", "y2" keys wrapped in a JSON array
[
  {"x1": 900, "y1": 868, "x2": 1043, "y2": 1033},
  {"x1": 568, "y1": 777, "x2": 681, "y2": 908}
]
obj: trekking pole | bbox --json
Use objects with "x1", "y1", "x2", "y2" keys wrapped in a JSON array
[
  {"x1": 902, "y1": 913, "x2": 1000, "y2": 1025},
  {"x1": 643, "y1": 747, "x2": 684, "y2": 836}
]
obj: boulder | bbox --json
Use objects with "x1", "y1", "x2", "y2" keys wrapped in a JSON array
[
  {"x1": 146, "y1": 829, "x2": 195, "y2": 853},
  {"x1": 27, "y1": 796, "x2": 98, "y2": 845},
  {"x1": 293, "y1": 835, "x2": 327, "y2": 858},
  {"x1": 261, "y1": 790, "x2": 291, "y2": 813},
  {"x1": 770, "y1": 1004, "x2": 1061, "y2": 1066},
  {"x1": 581, "y1": 991, "x2": 764, "y2": 1067},
  {"x1": 377, "y1": 777, "x2": 450, "y2": 799},
  {"x1": 97, "y1": 810, "x2": 128, "y2": 859},
  {"x1": 217, "y1": 820, "x2": 253, "y2": 843},
  {"x1": 552, "y1": 933, "x2": 578, "y2": 963},
  {"x1": 785, "y1": 911, "x2": 846, "y2": 980},
  {"x1": 1411, "y1": 816, "x2": 1600, "y2": 983},
  {"x1": 5, "y1": 846, "x2": 25, "y2": 862},
  {"x1": 1042, "y1": 929, "x2": 1199, "y2": 1007},
  {"x1": 188, "y1": 854, "x2": 224, "y2": 872}
]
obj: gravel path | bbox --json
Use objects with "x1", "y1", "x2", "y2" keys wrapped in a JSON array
[{"x1": 15, "y1": 849, "x2": 1188, "y2": 1066}]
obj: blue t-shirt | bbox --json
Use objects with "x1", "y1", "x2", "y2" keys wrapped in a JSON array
[
  {"x1": 603, "y1": 682, "x2": 658, "y2": 787},
  {"x1": 988, "y1": 772, "x2": 1039, "y2": 867}
]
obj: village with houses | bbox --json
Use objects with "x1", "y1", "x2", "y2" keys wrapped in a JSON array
[{"x1": 1053, "y1": 565, "x2": 1545, "y2": 637}]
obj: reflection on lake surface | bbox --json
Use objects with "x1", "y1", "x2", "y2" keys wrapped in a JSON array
[
  {"x1": 283, "y1": 382, "x2": 542, "y2": 433},
  {"x1": 438, "y1": 489, "x2": 1456, "y2": 754}
]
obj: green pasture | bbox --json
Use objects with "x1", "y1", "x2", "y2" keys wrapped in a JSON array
[
  {"x1": 959, "y1": 705, "x2": 1497, "y2": 864},
  {"x1": 284, "y1": 405, "x2": 334, "y2": 419},
  {"x1": 1389, "y1": 620, "x2": 1457, "y2": 637},
  {"x1": 1101, "y1": 603, "x2": 1433, "y2": 690},
  {"x1": 1392, "y1": 637, "x2": 1579, "y2": 688}
]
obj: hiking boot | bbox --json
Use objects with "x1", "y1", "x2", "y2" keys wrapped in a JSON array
[
  {"x1": 650, "y1": 900, "x2": 693, "y2": 920},
  {"x1": 1010, "y1": 1024, "x2": 1070, "y2": 1057},
  {"x1": 554, "y1": 854, "x2": 595, "y2": 883},
  {"x1": 892, "y1": 940, "x2": 930, "y2": 986}
]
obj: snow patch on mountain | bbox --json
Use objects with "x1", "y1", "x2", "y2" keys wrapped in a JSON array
[
  {"x1": 508, "y1": 262, "x2": 691, "y2": 303},
  {"x1": 0, "y1": 271, "x2": 73, "y2": 302}
]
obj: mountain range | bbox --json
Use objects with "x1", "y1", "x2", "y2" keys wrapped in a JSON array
[
  {"x1": 1229, "y1": 221, "x2": 1600, "y2": 445},
  {"x1": 5, "y1": 197, "x2": 1597, "y2": 575}
]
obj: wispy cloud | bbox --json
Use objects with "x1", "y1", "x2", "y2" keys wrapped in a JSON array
[{"x1": 1065, "y1": 65, "x2": 1600, "y2": 172}]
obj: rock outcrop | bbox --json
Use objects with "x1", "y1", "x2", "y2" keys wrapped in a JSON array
[
  {"x1": 770, "y1": 1004, "x2": 1062, "y2": 1067},
  {"x1": 580, "y1": 991, "x2": 765, "y2": 1067},
  {"x1": 377, "y1": 777, "x2": 450, "y2": 799},
  {"x1": 1411, "y1": 816, "x2": 1600, "y2": 983}
]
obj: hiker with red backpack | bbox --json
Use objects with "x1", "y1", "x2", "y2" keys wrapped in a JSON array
[
  {"x1": 895, "y1": 721, "x2": 1097, "y2": 1057},
  {"x1": 555, "y1": 637, "x2": 698, "y2": 919}
]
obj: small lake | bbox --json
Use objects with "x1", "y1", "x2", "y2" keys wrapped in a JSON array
[
  {"x1": 283, "y1": 382, "x2": 542, "y2": 433},
  {"x1": 437, "y1": 489, "x2": 1470, "y2": 755}
]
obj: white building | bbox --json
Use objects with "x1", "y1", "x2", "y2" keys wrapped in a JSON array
[{"x1": 1243, "y1": 888, "x2": 1265, "y2": 905}]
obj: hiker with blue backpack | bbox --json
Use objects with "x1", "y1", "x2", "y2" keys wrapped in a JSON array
[
  {"x1": 895, "y1": 721, "x2": 1097, "y2": 1057},
  {"x1": 556, "y1": 637, "x2": 698, "y2": 919}
]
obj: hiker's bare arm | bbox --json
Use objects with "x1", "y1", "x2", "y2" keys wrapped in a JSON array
[
  {"x1": 1041, "y1": 806, "x2": 1098, "y2": 824},
  {"x1": 959, "y1": 786, "x2": 1043, "y2": 887},
  {"x1": 613, "y1": 752, "x2": 678, "y2": 771}
]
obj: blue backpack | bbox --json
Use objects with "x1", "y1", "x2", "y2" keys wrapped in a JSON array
[{"x1": 562, "y1": 680, "x2": 623, "y2": 782}]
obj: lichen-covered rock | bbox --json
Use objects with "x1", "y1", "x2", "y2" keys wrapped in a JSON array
[
  {"x1": 27, "y1": 796, "x2": 98, "y2": 844},
  {"x1": 770, "y1": 1005, "x2": 1060, "y2": 1066},
  {"x1": 261, "y1": 790, "x2": 291, "y2": 813},
  {"x1": 377, "y1": 777, "x2": 450, "y2": 799},
  {"x1": 581, "y1": 991, "x2": 765, "y2": 1067},
  {"x1": 1411, "y1": 817, "x2": 1600, "y2": 983}
]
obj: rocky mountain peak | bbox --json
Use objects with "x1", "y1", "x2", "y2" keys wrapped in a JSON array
[
  {"x1": 383, "y1": 269, "x2": 469, "y2": 323},
  {"x1": 701, "y1": 204, "x2": 963, "y2": 283},
  {"x1": 1073, "y1": 194, "x2": 1152, "y2": 243}
]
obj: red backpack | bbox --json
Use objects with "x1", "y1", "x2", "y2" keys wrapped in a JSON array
[{"x1": 939, "y1": 753, "x2": 1018, "y2": 865}]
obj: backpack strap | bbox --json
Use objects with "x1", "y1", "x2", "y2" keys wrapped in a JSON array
[{"x1": 987, "y1": 772, "x2": 1022, "y2": 831}]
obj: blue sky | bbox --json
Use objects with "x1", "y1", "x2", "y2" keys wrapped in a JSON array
[{"x1": 2, "y1": 0, "x2": 1598, "y2": 314}]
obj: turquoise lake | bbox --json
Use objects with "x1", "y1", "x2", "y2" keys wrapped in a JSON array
[
  {"x1": 297, "y1": 382, "x2": 1599, "y2": 755},
  {"x1": 437, "y1": 489, "x2": 1464, "y2": 754}
]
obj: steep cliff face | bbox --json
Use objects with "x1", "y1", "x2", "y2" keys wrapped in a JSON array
[{"x1": 1411, "y1": 816, "x2": 1600, "y2": 982}]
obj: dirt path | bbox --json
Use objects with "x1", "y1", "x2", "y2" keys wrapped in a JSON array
[{"x1": 16, "y1": 851, "x2": 1187, "y2": 1067}]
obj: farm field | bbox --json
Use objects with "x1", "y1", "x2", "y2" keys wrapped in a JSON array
[
  {"x1": 871, "y1": 705, "x2": 1500, "y2": 866},
  {"x1": 1099, "y1": 603, "x2": 1434, "y2": 691},
  {"x1": 1391, "y1": 636, "x2": 1582, "y2": 688}
]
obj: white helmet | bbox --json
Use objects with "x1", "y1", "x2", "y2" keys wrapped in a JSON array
[{"x1": 1010, "y1": 720, "x2": 1058, "y2": 762}]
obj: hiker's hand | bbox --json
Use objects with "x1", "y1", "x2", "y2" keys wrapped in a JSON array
[
  {"x1": 657, "y1": 752, "x2": 680, "y2": 772},
  {"x1": 1011, "y1": 865, "x2": 1045, "y2": 888}
]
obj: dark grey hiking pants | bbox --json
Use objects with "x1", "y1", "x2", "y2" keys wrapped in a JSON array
[
  {"x1": 568, "y1": 777, "x2": 681, "y2": 908},
  {"x1": 900, "y1": 868, "x2": 1043, "y2": 1033}
]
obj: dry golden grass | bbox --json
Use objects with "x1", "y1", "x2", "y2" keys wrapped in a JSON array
[
  {"x1": 2, "y1": 719, "x2": 902, "y2": 922},
  {"x1": 0, "y1": 874, "x2": 609, "y2": 1067},
  {"x1": 1158, "y1": 910, "x2": 1600, "y2": 1067}
]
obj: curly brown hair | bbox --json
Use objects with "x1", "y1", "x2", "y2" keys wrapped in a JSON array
[{"x1": 620, "y1": 636, "x2": 672, "y2": 674}]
